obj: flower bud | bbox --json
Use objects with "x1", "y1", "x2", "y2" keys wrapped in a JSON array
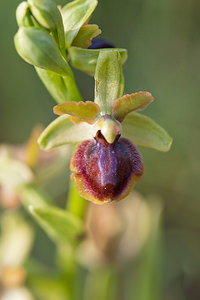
[
  {"x1": 14, "y1": 27, "x2": 70, "y2": 76},
  {"x1": 27, "y1": 0, "x2": 62, "y2": 31},
  {"x1": 88, "y1": 38, "x2": 115, "y2": 49},
  {"x1": 16, "y1": 2, "x2": 34, "y2": 27},
  {"x1": 70, "y1": 134, "x2": 144, "y2": 204}
]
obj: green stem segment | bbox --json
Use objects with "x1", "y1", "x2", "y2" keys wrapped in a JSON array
[
  {"x1": 67, "y1": 178, "x2": 87, "y2": 220},
  {"x1": 63, "y1": 71, "x2": 82, "y2": 102}
]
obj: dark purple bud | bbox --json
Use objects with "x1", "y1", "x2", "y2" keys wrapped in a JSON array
[
  {"x1": 88, "y1": 38, "x2": 115, "y2": 49},
  {"x1": 70, "y1": 133, "x2": 144, "y2": 204}
]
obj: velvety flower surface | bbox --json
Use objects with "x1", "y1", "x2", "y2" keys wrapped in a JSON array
[{"x1": 70, "y1": 132, "x2": 144, "y2": 204}]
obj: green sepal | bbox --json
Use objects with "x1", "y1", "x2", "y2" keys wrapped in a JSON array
[
  {"x1": 122, "y1": 112, "x2": 172, "y2": 152},
  {"x1": 29, "y1": 205, "x2": 84, "y2": 244},
  {"x1": 38, "y1": 115, "x2": 92, "y2": 150},
  {"x1": 94, "y1": 50, "x2": 120, "y2": 114},
  {"x1": 72, "y1": 24, "x2": 101, "y2": 48},
  {"x1": 62, "y1": 0, "x2": 97, "y2": 49},
  {"x1": 27, "y1": 0, "x2": 65, "y2": 51},
  {"x1": 69, "y1": 46, "x2": 128, "y2": 75},
  {"x1": 16, "y1": 2, "x2": 35, "y2": 27},
  {"x1": 0, "y1": 157, "x2": 33, "y2": 188},
  {"x1": 111, "y1": 92, "x2": 154, "y2": 122},
  {"x1": 53, "y1": 101, "x2": 100, "y2": 124},
  {"x1": 115, "y1": 50, "x2": 125, "y2": 98},
  {"x1": 14, "y1": 27, "x2": 70, "y2": 76}
]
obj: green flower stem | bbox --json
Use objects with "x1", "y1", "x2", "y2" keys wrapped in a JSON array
[
  {"x1": 132, "y1": 199, "x2": 163, "y2": 300},
  {"x1": 63, "y1": 71, "x2": 83, "y2": 101},
  {"x1": 56, "y1": 242, "x2": 77, "y2": 300},
  {"x1": 67, "y1": 176, "x2": 87, "y2": 220},
  {"x1": 84, "y1": 266, "x2": 118, "y2": 300},
  {"x1": 67, "y1": 142, "x2": 87, "y2": 220}
]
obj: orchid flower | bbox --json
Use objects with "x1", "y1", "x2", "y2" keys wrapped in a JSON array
[{"x1": 38, "y1": 50, "x2": 172, "y2": 204}]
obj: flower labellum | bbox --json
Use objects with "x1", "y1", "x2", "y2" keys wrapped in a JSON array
[{"x1": 70, "y1": 127, "x2": 144, "y2": 204}]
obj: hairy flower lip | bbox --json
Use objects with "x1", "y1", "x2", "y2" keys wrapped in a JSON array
[{"x1": 70, "y1": 134, "x2": 144, "y2": 204}]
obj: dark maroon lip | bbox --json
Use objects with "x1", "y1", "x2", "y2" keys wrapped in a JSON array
[{"x1": 71, "y1": 135, "x2": 144, "y2": 203}]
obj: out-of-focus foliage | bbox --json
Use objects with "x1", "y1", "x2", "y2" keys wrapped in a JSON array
[{"x1": 0, "y1": 0, "x2": 200, "y2": 299}]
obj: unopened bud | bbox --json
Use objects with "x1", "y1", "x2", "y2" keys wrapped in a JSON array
[
  {"x1": 14, "y1": 27, "x2": 70, "y2": 76},
  {"x1": 16, "y1": 2, "x2": 34, "y2": 27}
]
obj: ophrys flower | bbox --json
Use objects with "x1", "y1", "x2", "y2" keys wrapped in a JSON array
[{"x1": 38, "y1": 50, "x2": 172, "y2": 204}]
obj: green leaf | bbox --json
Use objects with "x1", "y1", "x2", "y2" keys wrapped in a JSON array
[
  {"x1": 28, "y1": 0, "x2": 65, "y2": 51},
  {"x1": 19, "y1": 184, "x2": 51, "y2": 210},
  {"x1": 62, "y1": 0, "x2": 97, "y2": 48},
  {"x1": 38, "y1": 115, "x2": 92, "y2": 150},
  {"x1": 53, "y1": 101, "x2": 100, "y2": 124},
  {"x1": 19, "y1": 185, "x2": 84, "y2": 244},
  {"x1": 72, "y1": 24, "x2": 101, "y2": 48},
  {"x1": 29, "y1": 205, "x2": 84, "y2": 244},
  {"x1": 14, "y1": 27, "x2": 70, "y2": 76},
  {"x1": 122, "y1": 113, "x2": 172, "y2": 152},
  {"x1": 69, "y1": 47, "x2": 127, "y2": 75},
  {"x1": 0, "y1": 157, "x2": 33, "y2": 188},
  {"x1": 16, "y1": 2, "x2": 35, "y2": 27},
  {"x1": 111, "y1": 92, "x2": 154, "y2": 122},
  {"x1": 94, "y1": 50, "x2": 120, "y2": 114}
]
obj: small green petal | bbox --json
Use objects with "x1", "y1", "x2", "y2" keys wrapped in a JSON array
[
  {"x1": 53, "y1": 101, "x2": 100, "y2": 124},
  {"x1": 94, "y1": 50, "x2": 120, "y2": 114},
  {"x1": 72, "y1": 24, "x2": 101, "y2": 48},
  {"x1": 112, "y1": 92, "x2": 154, "y2": 122},
  {"x1": 38, "y1": 115, "x2": 92, "y2": 150},
  {"x1": 69, "y1": 46, "x2": 128, "y2": 75},
  {"x1": 14, "y1": 27, "x2": 70, "y2": 76},
  {"x1": 62, "y1": 0, "x2": 97, "y2": 48},
  {"x1": 122, "y1": 112, "x2": 172, "y2": 152}
]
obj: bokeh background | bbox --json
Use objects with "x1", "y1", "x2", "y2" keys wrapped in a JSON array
[{"x1": 0, "y1": 0, "x2": 200, "y2": 299}]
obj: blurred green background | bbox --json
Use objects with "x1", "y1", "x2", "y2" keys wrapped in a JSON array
[{"x1": 0, "y1": 0, "x2": 200, "y2": 299}]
